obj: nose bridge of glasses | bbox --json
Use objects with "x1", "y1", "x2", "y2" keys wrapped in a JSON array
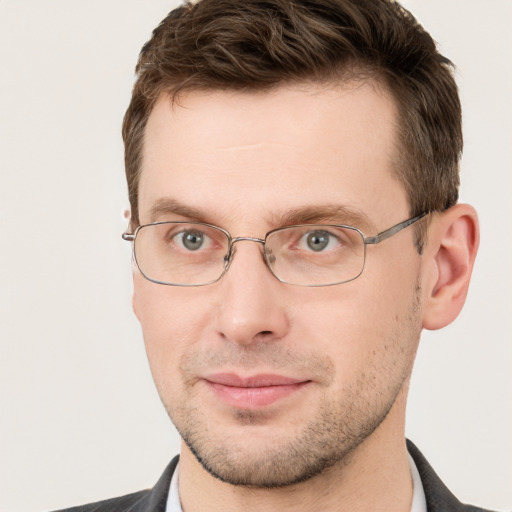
[
  {"x1": 231, "y1": 236, "x2": 266, "y2": 245},
  {"x1": 226, "y1": 236, "x2": 268, "y2": 264},
  {"x1": 228, "y1": 236, "x2": 266, "y2": 254}
]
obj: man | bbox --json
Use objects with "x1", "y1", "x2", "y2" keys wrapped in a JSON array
[{"x1": 58, "y1": 0, "x2": 491, "y2": 510}]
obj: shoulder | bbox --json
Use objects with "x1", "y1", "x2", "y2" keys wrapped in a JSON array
[
  {"x1": 53, "y1": 490, "x2": 151, "y2": 512},
  {"x1": 52, "y1": 456, "x2": 179, "y2": 512}
]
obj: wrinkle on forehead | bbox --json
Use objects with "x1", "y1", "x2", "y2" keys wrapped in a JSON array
[
  {"x1": 213, "y1": 142, "x2": 285, "y2": 152},
  {"x1": 140, "y1": 81, "x2": 405, "y2": 233}
]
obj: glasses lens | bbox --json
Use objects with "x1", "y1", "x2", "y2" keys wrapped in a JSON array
[
  {"x1": 134, "y1": 222, "x2": 230, "y2": 285},
  {"x1": 265, "y1": 225, "x2": 365, "y2": 286}
]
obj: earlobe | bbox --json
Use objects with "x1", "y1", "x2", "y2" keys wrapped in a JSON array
[{"x1": 422, "y1": 204, "x2": 479, "y2": 330}]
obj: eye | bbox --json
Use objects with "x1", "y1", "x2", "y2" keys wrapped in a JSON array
[
  {"x1": 174, "y1": 230, "x2": 211, "y2": 251},
  {"x1": 298, "y1": 230, "x2": 340, "y2": 252}
]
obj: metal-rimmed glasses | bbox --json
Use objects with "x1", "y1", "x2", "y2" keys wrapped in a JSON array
[{"x1": 122, "y1": 213, "x2": 427, "y2": 287}]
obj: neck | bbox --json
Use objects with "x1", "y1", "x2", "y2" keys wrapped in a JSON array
[{"x1": 178, "y1": 391, "x2": 413, "y2": 512}]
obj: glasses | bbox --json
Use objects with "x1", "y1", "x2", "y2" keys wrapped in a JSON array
[{"x1": 122, "y1": 213, "x2": 427, "y2": 287}]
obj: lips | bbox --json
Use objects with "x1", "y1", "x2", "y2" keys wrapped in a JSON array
[{"x1": 204, "y1": 373, "x2": 311, "y2": 408}]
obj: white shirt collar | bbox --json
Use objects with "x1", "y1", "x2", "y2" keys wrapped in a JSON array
[
  {"x1": 165, "y1": 461, "x2": 182, "y2": 512},
  {"x1": 409, "y1": 452, "x2": 428, "y2": 512}
]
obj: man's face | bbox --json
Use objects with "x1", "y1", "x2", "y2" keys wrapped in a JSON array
[{"x1": 133, "y1": 83, "x2": 425, "y2": 486}]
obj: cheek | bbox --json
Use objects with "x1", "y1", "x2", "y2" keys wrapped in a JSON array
[
  {"x1": 292, "y1": 259, "x2": 421, "y2": 382},
  {"x1": 133, "y1": 275, "x2": 213, "y2": 374}
]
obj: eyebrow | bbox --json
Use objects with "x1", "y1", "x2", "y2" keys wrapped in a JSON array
[
  {"x1": 145, "y1": 198, "x2": 375, "y2": 233},
  {"x1": 146, "y1": 198, "x2": 211, "y2": 224},
  {"x1": 269, "y1": 205, "x2": 375, "y2": 232}
]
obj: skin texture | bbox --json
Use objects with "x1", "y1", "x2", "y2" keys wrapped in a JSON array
[{"x1": 132, "y1": 83, "x2": 479, "y2": 511}]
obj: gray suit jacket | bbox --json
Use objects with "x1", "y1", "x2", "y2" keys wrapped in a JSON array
[{"x1": 55, "y1": 440, "x2": 496, "y2": 512}]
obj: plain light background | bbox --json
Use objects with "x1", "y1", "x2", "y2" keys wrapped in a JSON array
[{"x1": 0, "y1": 1, "x2": 511, "y2": 511}]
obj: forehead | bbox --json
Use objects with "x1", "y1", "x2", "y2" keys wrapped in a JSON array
[{"x1": 139, "y1": 82, "x2": 406, "y2": 230}]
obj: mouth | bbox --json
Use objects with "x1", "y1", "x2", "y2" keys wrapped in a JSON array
[{"x1": 203, "y1": 373, "x2": 312, "y2": 409}]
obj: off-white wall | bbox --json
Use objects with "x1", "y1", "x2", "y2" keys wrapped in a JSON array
[{"x1": 0, "y1": 1, "x2": 510, "y2": 511}]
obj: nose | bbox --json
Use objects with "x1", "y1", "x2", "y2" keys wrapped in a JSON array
[{"x1": 215, "y1": 240, "x2": 290, "y2": 346}]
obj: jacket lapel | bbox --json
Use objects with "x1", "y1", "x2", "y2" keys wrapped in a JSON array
[{"x1": 407, "y1": 440, "x2": 493, "y2": 512}]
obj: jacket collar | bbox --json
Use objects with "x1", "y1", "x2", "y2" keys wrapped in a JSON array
[{"x1": 144, "y1": 442, "x2": 491, "y2": 512}]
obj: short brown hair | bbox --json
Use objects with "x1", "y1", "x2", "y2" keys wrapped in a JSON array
[{"x1": 123, "y1": 0, "x2": 462, "y2": 243}]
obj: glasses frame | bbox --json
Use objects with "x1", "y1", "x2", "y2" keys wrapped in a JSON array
[{"x1": 122, "y1": 212, "x2": 428, "y2": 287}]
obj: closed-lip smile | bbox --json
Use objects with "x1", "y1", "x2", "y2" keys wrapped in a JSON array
[{"x1": 204, "y1": 373, "x2": 311, "y2": 408}]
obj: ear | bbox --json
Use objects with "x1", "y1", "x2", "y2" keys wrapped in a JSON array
[{"x1": 422, "y1": 204, "x2": 479, "y2": 330}]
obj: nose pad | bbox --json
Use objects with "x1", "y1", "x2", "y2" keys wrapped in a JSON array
[
  {"x1": 223, "y1": 245, "x2": 234, "y2": 267},
  {"x1": 264, "y1": 246, "x2": 276, "y2": 266}
]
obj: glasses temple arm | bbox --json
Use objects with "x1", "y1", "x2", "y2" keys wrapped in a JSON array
[{"x1": 364, "y1": 212, "x2": 428, "y2": 245}]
